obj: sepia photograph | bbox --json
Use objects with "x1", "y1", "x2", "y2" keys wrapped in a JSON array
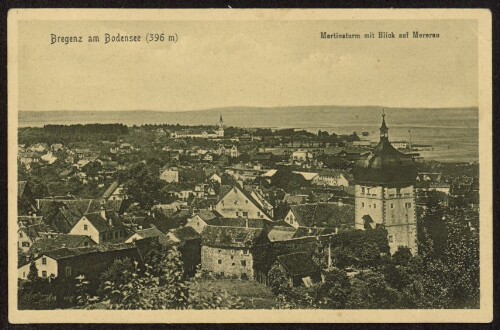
[{"x1": 7, "y1": 9, "x2": 492, "y2": 323}]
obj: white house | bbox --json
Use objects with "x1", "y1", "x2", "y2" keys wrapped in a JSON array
[
  {"x1": 68, "y1": 208, "x2": 125, "y2": 244},
  {"x1": 313, "y1": 169, "x2": 351, "y2": 187},
  {"x1": 215, "y1": 185, "x2": 273, "y2": 220}
]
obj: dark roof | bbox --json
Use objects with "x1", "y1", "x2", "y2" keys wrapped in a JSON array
[
  {"x1": 28, "y1": 234, "x2": 95, "y2": 254},
  {"x1": 353, "y1": 117, "x2": 416, "y2": 185},
  {"x1": 21, "y1": 223, "x2": 53, "y2": 240},
  {"x1": 81, "y1": 212, "x2": 121, "y2": 232},
  {"x1": 129, "y1": 227, "x2": 170, "y2": 245},
  {"x1": 293, "y1": 227, "x2": 335, "y2": 238},
  {"x1": 289, "y1": 203, "x2": 354, "y2": 228},
  {"x1": 276, "y1": 252, "x2": 319, "y2": 277},
  {"x1": 170, "y1": 226, "x2": 200, "y2": 242},
  {"x1": 205, "y1": 217, "x2": 269, "y2": 228},
  {"x1": 195, "y1": 210, "x2": 220, "y2": 221},
  {"x1": 201, "y1": 226, "x2": 265, "y2": 248}
]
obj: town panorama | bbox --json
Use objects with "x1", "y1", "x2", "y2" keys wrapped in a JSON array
[{"x1": 17, "y1": 113, "x2": 479, "y2": 310}]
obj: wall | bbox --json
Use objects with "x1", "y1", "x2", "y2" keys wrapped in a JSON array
[
  {"x1": 69, "y1": 217, "x2": 100, "y2": 243},
  {"x1": 201, "y1": 246, "x2": 254, "y2": 279},
  {"x1": 355, "y1": 184, "x2": 417, "y2": 255}
]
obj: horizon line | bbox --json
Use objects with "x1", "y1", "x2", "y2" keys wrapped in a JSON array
[{"x1": 18, "y1": 104, "x2": 479, "y2": 113}]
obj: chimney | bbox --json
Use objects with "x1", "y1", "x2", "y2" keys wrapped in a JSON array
[{"x1": 100, "y1": 202, "x2": 106, "y2": 218}]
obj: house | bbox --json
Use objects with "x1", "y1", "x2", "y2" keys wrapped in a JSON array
[
  {"x1": 18, "y1": 152, "x2": 40, "y2": 166},
  {"x1": 160, "y1": 168, "x2": 180, "y2": 183},
  {"x1": 267, "y1": 226, "x2": 297, "y2": 242},
  {"x1": 40, "y1": 152, "x2": 58, "y2": 165},
  {"x1": 215, "y1": 185, "x2": 273, "y2": 220},
  {"x1": 28, "y1": 234, "x2": 96, "y2": 255},
  {"x1": 282, "y1": 194, "x2": 309, "y2": 205},
  {"x1": 68, "y1": 207, "x2": 125, "y2": 244},
  {"x1": 218, "y1": 145, "x2": 239, "y2": 158},
  {"x1": 185, "y1": 210, "x2": 221, "y2": 234},
  {"x1": 18, "y1": 181, "x2": 37, "y2": 215},
  {"x1": 125, "y1": 227, "x2": 170, "y2": 245},
  {"x1": 29, "y1": 143, "x2": 48, "y2": 153},
  {"x1": 283, "y1": 203, "x2": 355, "y2": 229},
  {"x1": 201, "y1": 225, "x2": 269, "y2": 279},
  {"x1": 292, "y1": 150, "x2": 313, "y2": 162},
  {"x1": 273, "y1": 252, "x2": 321, "y2": 287},
  {"x1": 313, "y1": 169, "x2": 352, "y2": 187},
  {"x1": 50, "y1": 143, "x2": 64, "y2": 151},
  {"x1": 101, "y1": 181, "x2": 128, "y2": 201},
  {"x1": 17, "y1": 244, "x2": 141, "y2": 285},
  {"x1": 36, "y1": 198, "x2": 126, "y2": 233},
  {"x1": 208, "y1": 173, "x2": 222, "y2": 184},
  {"x1": 18, "y1": 223, "x2": 55, "y2": 253}
]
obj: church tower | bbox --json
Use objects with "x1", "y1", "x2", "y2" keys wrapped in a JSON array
[
  {"x1": 352, "y1": 113, "x2": 418, "y2": 255},
  {"x1": 216, "y1": 114, "x2": 224, "y2": 137}
]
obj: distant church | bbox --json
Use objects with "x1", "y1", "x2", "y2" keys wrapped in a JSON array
[{"x1": 353, "y1": 113, "x2": 418, "y2": 255}]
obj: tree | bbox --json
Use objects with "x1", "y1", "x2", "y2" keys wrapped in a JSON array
[
  {"x1": 314, "y1": 268, "x2": 351, "y2": 308},
  {"x1": 268, "y1": 264, "x2": 289, "y2": 296},
  {"x1": 27, "y1": 261, "x2": 39, "y2": 282},
  {"x1": 392, "y1": 246, "x2": 412, "y2": 266}
]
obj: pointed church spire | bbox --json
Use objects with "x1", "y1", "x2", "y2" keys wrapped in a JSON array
[{"x1": 380, "y1": 109, "x2": 389, "y2": 139}]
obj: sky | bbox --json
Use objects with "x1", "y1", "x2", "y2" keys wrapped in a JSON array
[{"x1": 17, "y1": 18, "x2": 478, "y2": 111}]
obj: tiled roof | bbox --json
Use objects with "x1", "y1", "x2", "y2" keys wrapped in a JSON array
[
  {"x1": 129, "y1": 227, "x2": 170, "y2": 245},
  {"x1": 201, "y1": 225, "x2": 264, "y2": 248},
  {"x1": 289, "y1": 203, "x2": 354, "y2": 228},
  {"x1": 101, "y1": 181, "x2": 120, "y2": 199},
  {"x1": 170, "y1": 226, "x2": 200, "y2": 242},
  {"x1": 276, "y1": 252, "x2": 319, "y2": 277},
  {"x1": 28, "y1": 234, "x2": 95, "y2": 254}
]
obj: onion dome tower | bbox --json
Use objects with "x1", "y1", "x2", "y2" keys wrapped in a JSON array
[{"x1": 352, "y1": 112, "x2": 418, "y2": 255}]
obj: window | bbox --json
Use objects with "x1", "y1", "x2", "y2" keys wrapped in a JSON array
[
  {"x1": 391, "y1": 204, "x2": 394, "y2": 209},
  {"x1": 65, "y1": 266, "x2": 72, "y2": 278},
  {"x1": 84, "y1": 242, "x2": 89, "y2": 247},
  {"x1": 23, "y1": 272, "x2": 26, "y2": 278},
  {"x1": 231, "y1": 256, "x2": 234, "y2": 260},
  {"x1": 374, "y1": 204, "x2": 376, "y2": 209},
  {"x1": 388, "y1": 235, "x2": 394, "y2": 243},
  {"x1": 243, "y1": 212, "x2": 248, "y2": 217},
  {"x1": 245, "y1": 200, "x2": 248, "y2": 204},
  {"x1": 84, "y1": 224, "x2": 88, "y2": 231},
  {"x1": 236, "y1": 212, "x2": 239, "y2": 217},
  {"x1": 22, "y1": 242, "x2": 30, "y2": 247},
  {"x1": 232, "y1": 262, "x2": 235, "y2": 266},
  {"x1": 114, "y1": 232, "x2": 118, "y2": 239},
  {"x1": 405, "y1": 203, "x2": 412, "y2": 209},
  {"x1": 361, "y1": 187, "x2": 365, "y2": 194},
  {"x1": 42, "y1": 271, "x2": 47, "y2": 277},
  {"x1": 108, "y1": 233, "x2": 113, "y2": 239},
  {"x1": 231, "y1": 249, "x2": 235, "y2": 254},
  {"x1": 19, "y1": 232, "x2": 23, "y2": 238},
  {"x1": 241, "y1": 260, "x2": 247, "y2": 267},
  {"x1": 218, "y1": 249, "x2": 222, "y2": 253},
  {"x1": 243, "y1": 249, "x2": 249, "y2": 255},
  {"x1": 42, "y1": 257, "x2": 47, "y2": 265},
  {"x1": 362, "y1": 202, "x2": 364, "y2": 207},
  {"x1": 218, "y1": 259, "x2": 222, "y2": 265}
]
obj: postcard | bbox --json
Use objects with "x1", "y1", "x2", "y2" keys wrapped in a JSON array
[{"x1": 8, "y1": 8, "x2": 492, "y2": 323}]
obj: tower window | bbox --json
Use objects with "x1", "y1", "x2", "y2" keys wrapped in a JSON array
[
  {"x1": 405, "y1": 203, "x2": 412, "y2": 209},
  {"x1": 361, "y1": 202, "x2": 364, "y2": 207},
  {"x1": 391, "y1": 204, "x2": 394, "y2": 209},
  {"x1": 374, "y1": 204, "x2": 376, "y2": 209}
]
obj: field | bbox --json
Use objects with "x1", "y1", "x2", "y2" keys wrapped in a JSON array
[{"x1": 190, "y1": 279, "x2": 278, "y2": 309}]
